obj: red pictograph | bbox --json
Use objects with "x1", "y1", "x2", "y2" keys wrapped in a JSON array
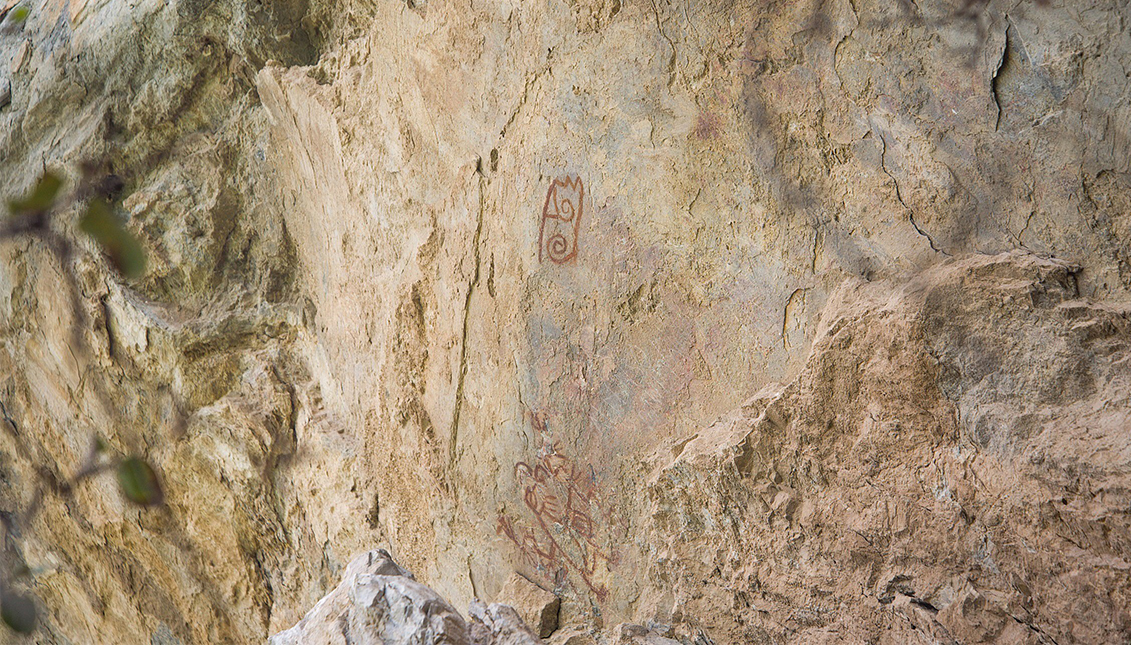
[
  {"x1": 538, "y1": 176, "x2": 584, "y2": 264},
  {"x1": 496, "y1": 413, "x2": 615, "y2": 601}
]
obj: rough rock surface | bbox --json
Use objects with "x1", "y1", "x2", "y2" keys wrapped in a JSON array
[
  {"x1": 0, "y1": 0, "x2": 1128, "y2": 643},
  {"x1": 497, "y1": 573, "x2": 561, "y2": 639},
  {"x1": 270, "y1": 549, "x2": 541, "y2": 645},
  {"x1": 635, "y1": 252, "x2": 1131, "y2": 643}
]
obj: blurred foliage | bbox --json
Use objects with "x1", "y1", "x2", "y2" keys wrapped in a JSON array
[
  {"x1": 2, "y1": 169, "x2": 162, "y2": 635},
  {"x1": 1, "y1": 591, "x2": 36, "y2": 634},
  {"x1": 6, "y1": 170, "x2": 146, "y2": 279},
  {"x1": 80, "y1": 199, "x2": 146, "y2": 278},
  {"x1": 6, "y1": 172, "x2": 62, "y2": 215},
  {"x1": 117, "y1": 457, "x2": 165, "y2": 507},
  {"x1": 9, "y1": 5, "x2": 29, "y2": 24}
]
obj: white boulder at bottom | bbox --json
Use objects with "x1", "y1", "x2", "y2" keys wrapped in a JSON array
[{"x1": 270, "y1": 550, "x2": 541, "y2": 645}]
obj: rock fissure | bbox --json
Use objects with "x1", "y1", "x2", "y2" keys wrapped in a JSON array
[
  {"x1": 873, "y1": 121, "x2": 949, "y2": 256},
  {"x1": 648, "y1": 0, "x2": 678, "y2": 89},
  {"x1": 450, "y1": 169, "x2": 486, "y2": 468}
]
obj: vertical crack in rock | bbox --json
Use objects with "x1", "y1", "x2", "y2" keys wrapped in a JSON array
[
  {"x1": 990, "y1": 22, "x2": 1014, "y2": 132},
  {"x1": 873, "y1": 122, "x2": 949, "y2": 255},
  {"x1": 450, "y1": 168, "x2": 486, "y2": 468},
  {"x1": 781, "y1": 287, "x2": 809, "y2": 349},
  {"x1": 499, "y1": 61, "x2": 552, "y2": 141},
  {"x1": 1014, "y1": 208, "x2": 1036, "y2": 247},
  {"x1": 833, "y1": 0, "x2": 860, "y2": 94},
  {"x1": 810, "y1": 228, "x2": 820, "y2": 275},
  {"x1": 649, "y1": 0, "x2": 678, "y2": 87}
]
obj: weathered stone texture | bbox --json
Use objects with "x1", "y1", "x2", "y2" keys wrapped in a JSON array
[
  {"x1": 0, "y1": 0, "x2": 1128, "y2": 643},
  {"x1": 496, "y1": 573, "x2": 560, "y2": 639}
]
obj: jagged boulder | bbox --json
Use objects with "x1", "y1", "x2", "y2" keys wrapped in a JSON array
[
  {"x1": 271, "y1": 550, "x2": 541, "y2": 645},
  {"x1": 495, "y1": 574, "x2": 560, "y2": 639}
]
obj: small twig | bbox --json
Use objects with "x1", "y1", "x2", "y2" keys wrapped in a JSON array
[
  {"x1": 19, "y1": 439, "x2": 113, "y2": 531},
  {"x1": 0, "y1": 212, "x2": 48, "y2": 239},
  {"x1": 0, "y1": 166, "x2": 136, "y2": 616}
]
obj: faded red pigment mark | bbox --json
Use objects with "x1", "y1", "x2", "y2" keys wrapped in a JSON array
[
  {"x1": 694, "y1": 110, "x2": 722, "y2": 139},
  {"x1": 496, "y1": 416, "x2": 615, "y2": 601},
  {"x1": 538, "y1": 176, "x2": 584, "y2": 264}
]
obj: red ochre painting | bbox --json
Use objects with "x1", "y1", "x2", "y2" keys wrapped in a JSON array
[
  {"x1": 538, "y1": 176, "x2": 584, "y2": 264},
  {"x1": 496, "y1": 414, "x2": 616, "y2": 602}
]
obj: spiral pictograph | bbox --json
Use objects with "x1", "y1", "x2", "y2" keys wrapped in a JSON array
[
  {"x1": 556, "y1": 198, "x2": 576, "y2": 221},
  {"x1": 539, "y1": 176, "x2": 584, "y2": 265},
  {"x1": 546, "y1": 233, "x2": 573, "y2": 263}
]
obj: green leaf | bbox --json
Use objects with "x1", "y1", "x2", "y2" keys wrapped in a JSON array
[
  {"x1": 79, "y1": 200, "x2": 146, "y2": 278},
  {"x1": 1, "y1": 591, "x2": 37, "y2": 634},
  {"x1": 117, "y1": 457, "x2": 164, "y2": 506},
  {"x1": 9, "y1": 5, "x2": 29, "y2": 24},
  {"x1": 8, "y1": 172, "x2": 62, "y2": 215}
]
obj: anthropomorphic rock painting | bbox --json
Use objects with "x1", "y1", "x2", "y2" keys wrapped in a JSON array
[{"x1": 497, "y1": 414, "x2": 615, "y2": 602}]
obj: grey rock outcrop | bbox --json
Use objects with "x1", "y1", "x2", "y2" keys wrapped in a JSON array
[{"x1": 271, "y1": 550, "x2": 540, "y2": 645}]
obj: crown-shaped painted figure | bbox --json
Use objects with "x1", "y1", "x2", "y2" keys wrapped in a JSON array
[{"x1": 539, "y1": 176, "x2": 584, "y2": 264}]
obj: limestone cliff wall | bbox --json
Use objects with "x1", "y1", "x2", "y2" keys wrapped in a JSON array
[{"x1": 0, "y1": 0, "x2": 1128, "y2": 643}]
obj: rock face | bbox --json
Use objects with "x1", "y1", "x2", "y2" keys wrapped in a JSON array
[
  {"x1": 0, "y1": 0, "x2": 1129, "y2": 644},
  {"x1": 637, "y1": 252, "x2": 1131, "y2": 643}
]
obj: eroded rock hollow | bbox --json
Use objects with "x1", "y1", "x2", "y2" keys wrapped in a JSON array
[{"x1": 0, "y1": 0, "x2": 1128, "y2": 643}]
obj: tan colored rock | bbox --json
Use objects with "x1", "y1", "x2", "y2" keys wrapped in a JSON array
[
  {"x1": 0, "y1": 0, "x2": 1129, "y2": 642},
  {"x1": 612, "y1": 623, "x2": 680, "y2": 645},
  {"x1": 636, "y1": 253, "x2": 1131, "y2": 644},
  {"x1": 496, "y1": 573, "x2": 560, "y2": 639},
  {"x1": 9, "y1": 38, "x2": 29, "y2": 74},
  {"x1": 545, "y1": 626, "x2": 596, "y2": 645},
  {"x1": 469, "y1": 601, "x2": 544, "y2": 645}
]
